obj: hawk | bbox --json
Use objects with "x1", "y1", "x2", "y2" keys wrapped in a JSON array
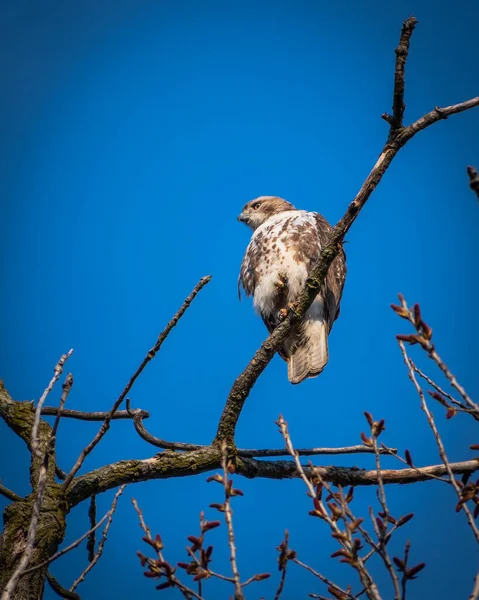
[{"x1": 238, "y1": 196, "x2": 347, "y2": 384}]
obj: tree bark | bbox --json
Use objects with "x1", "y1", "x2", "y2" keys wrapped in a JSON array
[
  {"x1": 0, "y1": 486, "x2": 67, "y2": 599},
  {"x1": 0, "y1": 382, "x2": 68, "y2": 599}
]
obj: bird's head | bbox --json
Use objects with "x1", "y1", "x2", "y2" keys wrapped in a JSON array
[{"x1": 237, "y1": 196, "x2": 295, "y2": 230}]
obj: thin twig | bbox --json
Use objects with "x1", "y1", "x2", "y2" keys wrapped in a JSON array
[
  {"x1": 70, "y1": 486, "x2": 126, "y2": 592},
  {"x1": 0, "y1": 483, "x2": 22, "y2": 502},
  {"x1": 469, "y1": 567, "x2": 479, "y2": 600},
  {"x1": 220, "y1": 443, "x2": 243, "y2": 600},
  {"x1": 55, "y1": 465, "x2": 67, "y2": 481},
  {"x1": 131, "y1": 498, "x2": 151, "y2": 538},
  {"x1": 46, "y1": 573, "x2": 80, "y2": 600},
  {"x1": 395, "y1": 293, "x2": 478, "y2": 417},
  {"x1": 41, "y1": 406, "x2": 150, "y2": 421},
  {"x1": 371, "y1": 433, "x2": 401, "y2": 599},
  {"x1": 467, "y1": 165, "x2": 479, "y2": 202},
  {"x1": 398, "y1": 341, "x2": 479, "y2": 544},
  {"x1": 86, "y1": 495, "x2": 97, "y2": 562},
  {"x1": 273, "y1": 563, "x2": 288, "y2": 600},
  {"x1": 427, "y1": 344, "x2": 478, "y2": 415},
  {"x1": 128, "y1": 400, "x2": 203, "y2": 451},
  {"x1": 380, "y1": 443, "x2": 449, "y2": 484},
  {"x1": 61, "y1": 276, "x2": 211, "y2": 491},
  {"x1": 51, "y1": 374, "x2": 74, "y2": 441},
  {"x1": 278, "y1": 416, "x2": 382, "y2": 600},
  {"x1": 132, "y1": 499, "x2": 204, "y2": 600},
  {"x1": 412, "y1": 363, "x2": 475, "y2": 417},
  {"x1": 398, "y1": 542, "x2": 410, "y2": 600},
  {"x1": 23, "y1": 508, "x2": 113, "y2": 575},
  {"x1": 293, "y1": 558, "x2": 357, "y2": 600},
  {"x1": 31, "y1": 350, "x2": 73, "y2": 459}
]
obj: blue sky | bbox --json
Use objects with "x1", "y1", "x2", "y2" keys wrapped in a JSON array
[{"x1": 1, "y1": 1, "x2": 478, "y2": 598}]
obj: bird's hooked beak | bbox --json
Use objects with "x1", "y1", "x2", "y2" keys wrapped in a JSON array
[{"x1": 237, "y1": 212, "x2": 248, "y2": 224}]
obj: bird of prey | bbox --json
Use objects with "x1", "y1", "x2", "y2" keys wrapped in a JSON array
[{"x1": 238, "y1": 196, "x2": 346, "y2": 384}]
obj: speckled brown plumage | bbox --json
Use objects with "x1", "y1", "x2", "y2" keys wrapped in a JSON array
[{"x1": 237, "y1": 196, "x2": 347, "y2": 384}]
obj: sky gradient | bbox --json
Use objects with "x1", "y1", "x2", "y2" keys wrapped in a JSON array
[{"x1": 2, "y1": 1, "x2": 479, "y2": 598}]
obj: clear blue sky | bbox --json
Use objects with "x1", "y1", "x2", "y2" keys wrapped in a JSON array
[{"x1": 2, "y1": 1, "x2": 478, "y2": 598}]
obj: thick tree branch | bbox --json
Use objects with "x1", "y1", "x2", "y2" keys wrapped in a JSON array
[
  {"x1": 238, "y1": 457, "x2": 479, "y2": 485},
  {"x1": 61, "y1": 275, "x2": 211, "y2": 491},
  {"x1": 467, "y1": 165, "x2": 479, "y2": 201},
  {"x1": 66, "y1": 448, "x2": 223, "y2": 507},
  {"x1": 64, "y1": 442, "x2": 479, "y2": 508},
  {"x1": 213, "y1": 14, "x2": 479, "y2": 445}
]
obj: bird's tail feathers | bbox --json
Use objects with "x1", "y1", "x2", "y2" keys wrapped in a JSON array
[{"x1": 287, "y1": 320, "x2": 329, "y2": 385}]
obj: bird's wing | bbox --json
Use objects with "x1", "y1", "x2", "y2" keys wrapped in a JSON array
[{"x1": 312, "y1": 213, "x2": 347, "y2": 331}]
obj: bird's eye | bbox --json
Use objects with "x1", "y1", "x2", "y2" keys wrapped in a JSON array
[{"x1": 252, "y1": 202, "x2": 262, "y2": 210}]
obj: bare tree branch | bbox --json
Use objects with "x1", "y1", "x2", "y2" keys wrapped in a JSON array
[
  {"x1": 50, "y1": 375, "x2": 74, "y2": 444},
  {"x1": 214, "y1": 14, "x2": 479, "y2": 446},
  {"x1": 382, "y1": 15, "x2": 418, "y2": 130},
  {"x1": 61, "y1": 275, "x2": 211, "y2": 491},
  {"x1": 398, "y1": 340, "x2": 479, "y2": 545},
  {"x1": 41, "y1": 406, "x2": 150, "y2": 421},
  {"x1": 127, "y1": 399, "x2": 203, "y2": 451},
  {"x1": 129, "y1": 403, "x2": 393, "y2": 457},
  {"x1": 86, "y1": 496, "x2": 97, "y2": 562},
  {"x1": 133, "y1": 499, "x2": 204, "y2": 600},
  {"x1": 277, "y1": 415, "x2": 382, "y2": 600},
  {"x1": 31, "y1": 351, "x2": 73, "y2": 460},
  {"x1": 46, "y1": 574, "x2": 80, "y2": 600},
  {"x1": 467, "y1": 165, "x2": 479, "y2": 201},
  {"x1": 412, "y1": 362, "x2": 478, "y2": 420},
  {"x1": 219, "y1": 444, "x2": 243, "y2": 599},
  {"x1": 0, "y1": 483, "x2": 22, "y2": 503},
  {"x1": 469, "y1": 570, "x2": 479, "y2": 600},
  {"x1": 292, "y1": 558, "x2": 358, "y2": 600},
  {"x1": 370, "y1": 423, "x2": 401, "y2": 599},
  {"x1": 70, "y1": 486, "x2": 125, "y2": 592}
]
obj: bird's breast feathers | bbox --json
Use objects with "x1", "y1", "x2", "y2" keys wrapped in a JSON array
[{"x1": 239, "y1": 211, "x2": 324, "y2": 317}]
